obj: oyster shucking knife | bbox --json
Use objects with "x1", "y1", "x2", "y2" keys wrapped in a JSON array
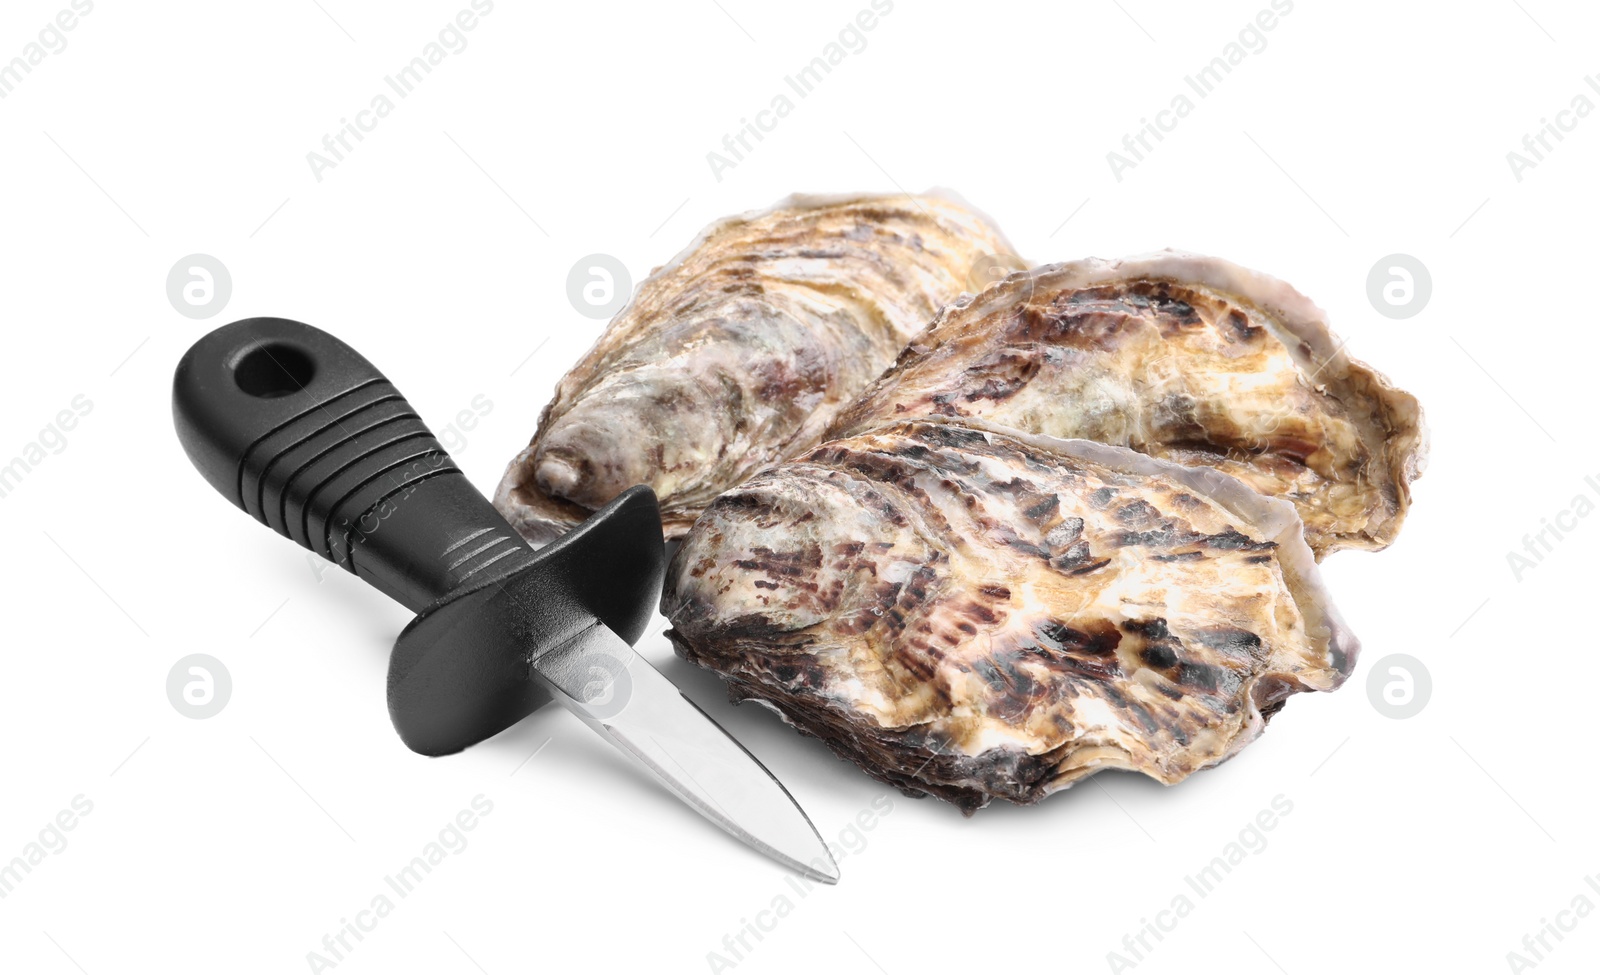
[{"x1": 172, "y1": 318, "x2": 839, "y2": 883}]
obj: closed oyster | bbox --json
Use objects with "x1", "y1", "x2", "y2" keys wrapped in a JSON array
[
  {"x1": 663, "y1": 418, "x2": 1357, "y2": 813},
  {"x1": 827, "y1": 252, "x2": 1427, "y2": 557},
  {"x1": 494, "y1": 192, "x2": 1020, "y2": 544}
]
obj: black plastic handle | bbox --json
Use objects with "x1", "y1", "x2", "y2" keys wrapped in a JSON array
[
  {"x1": 172, "y1": 318, "x2": 538, "y2": 612},
  {"x1": 173, "y1": 318, "x2": 669, "y2": 757}
]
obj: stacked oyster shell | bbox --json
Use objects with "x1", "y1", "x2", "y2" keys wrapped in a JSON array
[
  {"x1": 498, "y1": 196, "x2": 1426, "y2": 812},
  {"x1": 494, "y1": 191, "x2": 1021, "y2": 544},
  {"x1": 829, "y1": 252, "x2": 1427, "y2": 558},
  {"x1": 665, "y1": 417, "x2": 1363, "y2": 812}
]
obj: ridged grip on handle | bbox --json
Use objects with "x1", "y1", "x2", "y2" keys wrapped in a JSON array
[{"x1": 172, "y1": 318, "x2": 536, "y2": 612}]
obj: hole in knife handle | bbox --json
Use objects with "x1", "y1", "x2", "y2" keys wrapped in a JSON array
[{"x1": 234, "y1": 343, "x2": 316, "y2": 398}]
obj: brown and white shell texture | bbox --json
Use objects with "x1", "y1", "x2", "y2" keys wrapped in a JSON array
[
  {"x1": 828, "y1": 252, "x2": 1428, "y2": 558},
  {"x1": 494, "y1": 191, "x2": 1021, "y2": 544},
  {"x1": 664, "y1": 417, "x2": 1359, "y2": 813}
]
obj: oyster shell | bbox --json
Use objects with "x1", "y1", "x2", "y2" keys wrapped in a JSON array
[
  {"x1": 827, "y1": 252, "x2": 1427, "y2": 557},
  {"x1": 494, "y1": 191, "x2": 1021, "y2": 544},
  {"x1": 663, "y1": 417, "x2": 1358, "y2": 813}
]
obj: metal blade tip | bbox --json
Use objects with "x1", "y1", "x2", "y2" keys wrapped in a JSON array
[
  {"x1": 532, "y1": 623, "x2": 845, "y2": 885},
  {"x1": 802, "y1": 852, "x2": 841, "y2": 885}
]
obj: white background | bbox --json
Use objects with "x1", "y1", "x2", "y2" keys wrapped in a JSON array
[{"x1": 1, "y1": 1, "x2": 1594, "y2": 973}]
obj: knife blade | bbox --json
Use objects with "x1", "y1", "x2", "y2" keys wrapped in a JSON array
[
  {"x1": 536, "y1": 622, "x2": 838, "y2": 883},
  {"x1": 172, "y1": 317, "x2": 839, "y2": 883}
]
